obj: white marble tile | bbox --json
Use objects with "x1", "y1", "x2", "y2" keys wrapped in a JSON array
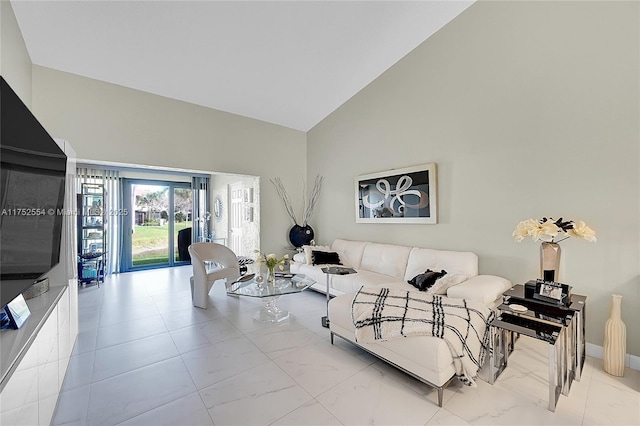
[
  {"x1": 77, "y1": 305, "x2": 101, "y2": 332},
  {"x1": 576, "y1": 354, "x2": 597, "y2": 383},
  {"x1": 92, "y1": 333, "x2": 179, "y2": 382},
  {"x1": 292, "y1": 311, "x2": 331, "y2": 335},
  {"x1": 169, "y1": 317, "x2": 243, "y2": 354},
  {"x1": 99, "y1": 284, "x2": 153, "y2": 307},
  {"x1": 445, "y1": 378, "x2": 583, "y2": 425},
  {"x1": 86, "y1": 357, "x2": 195, "y2": 425},
  {"x1": 271, "y1": 400, "x2": 342, "y2": 426},
  {"x1": 317, "y1": 364, "x2": 440, "y2": 425},
  {"x1": 51, "y1": 385, "x2": 91, "y2": 426},
  {"x1": 39, "y1": 394, "x2": 59, "y2": 426},
  {"x1": 0, "y1": 402, "x2": 39, "y2": 426},
  {"x1": 425, "y1": 408, "x2": 472, "y2": 425},
  {"x1": 160, "y1": 304, "x2": 225, "y2": 331},
  {"x1": 58, "y1": 267, "x2": 640, "y2": 426},
  {"x1": 143, "y1": 275, "x2": 191, "y2": 297},
  {"x1": 117, "y1": 392, "x2": 214, "y2": 426},
  {"x1": 274, "y1": 340, "x2": 370, "y2": 396},
  {"x1": 276, "y1": 297, "x2": 329, "y2": 334},
  {"x1": 199, "y1": 361, "x2": 312, "y2": 425},
  {"x1": 371, "y1": 359, "x2": 461, "y2": 406},
  {"x1": 493, "y1": 337, "x2": 594, "y2": 419},
  {"x1": 555, "y1": 377, "x2": 593, "y2": 421},
  {"x1": 588, "y1": 357, "x2": 640, "y2": 393},
  {"x1": 276, "y1": 290, "x2": 327, "y2": 312},
  {"x1": 287, "y1": 307, "x2": 329, "y2": 328},
  {"x1": 60, "y1": 351, "x2": 95, "y2": 392},
  {"x1": 245, "y1": 323, "x2": 324, "y2": 359},
  {"x1": 71, "y1": 328, "x2": 98, "y2": 355},
  {"x1": 203, "y1": 287, "x2": 263, "y2": 316},
  {"x1": 222, "y1": 308, "x2": 293, "y2": 333},
  {"x1": 493, "y1": 338, "x2": 564, "y2": 398},
  {"x1": 76, "y1": 285, "x2": 105, "y2": 308},
  {"x1": 328, "y1": 334, "x2": 380, "y2": 364},
  {"x1": 152, "y1": 289, "x2": 194, "y2": 313},
  {"x1": 180, "y1": 335, "x2": 270, "y2": 390},
  {"x1": 213, "y1": 300, "x2": 265, "y2": 319},
  {"x1": 582, "y1": 373, "x2": 640, "y2": 426},
  {"x1": 95, "y1": 314, "x2": 168, "y2": 349},
  {"x1": 99, "y1": 300, "x2": 160, "y2": 327}
]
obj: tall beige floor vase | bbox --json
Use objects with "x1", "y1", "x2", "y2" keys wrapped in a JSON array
[{"x1": 603, "y1": 294, "x2": 626, "y2": 376}]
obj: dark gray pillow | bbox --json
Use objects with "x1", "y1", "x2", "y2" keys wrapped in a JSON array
[
  {"x1": 407, "y1": 269, "x2": 447, "y2": 291},
  {"x1": 311, "y1": 250, "x2": 342, "y2": 265}
]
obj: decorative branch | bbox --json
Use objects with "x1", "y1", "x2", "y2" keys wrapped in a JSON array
[
  {"x1": 271, "y1": 175, "x2": 324, "y2": 227},
  {"x1": 270, "y1": 177, "x2": 299, "y2": 225},
  {"x1": 303, "y1": 175, "x2": 323, "y2": 226}
]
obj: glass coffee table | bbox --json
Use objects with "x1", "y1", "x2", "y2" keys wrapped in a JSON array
[{"x1": 226, "y1": 273, "x2": 315, "y2": 323}]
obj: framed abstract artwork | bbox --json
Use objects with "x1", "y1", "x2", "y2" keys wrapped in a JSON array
[{"x1": 355, "y1": 163, "x2": 437, "y2": 224}]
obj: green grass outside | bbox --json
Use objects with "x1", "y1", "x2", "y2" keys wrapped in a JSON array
[
  {"x1": 133, "y1": 252, "x2": 171, "y2": 266},
  {"x1": 132, "y1": 221, "x2": 189, "y2": 266}
]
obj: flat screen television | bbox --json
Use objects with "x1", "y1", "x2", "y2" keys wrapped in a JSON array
[{"x1": 1, "y1": 76, "x2": 67, "y2": 308}]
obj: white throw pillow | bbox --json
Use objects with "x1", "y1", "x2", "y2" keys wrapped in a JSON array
[
  {"x1": 292, "y1": 252, "x2": 306, "y2": 263},
  {"x1": 302, "y1": 245, "x2": 331, "y2": 264},
  {"x1": 427, "y1": 273, "x2": 470, "y2": 295},
  {"x1": 446, "y1": 275, "x2": 513, "y2": 304}
]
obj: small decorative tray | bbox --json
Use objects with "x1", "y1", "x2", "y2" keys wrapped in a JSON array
[{"x1": 508, "y1": 304, "x2": 528, "y2": 312}]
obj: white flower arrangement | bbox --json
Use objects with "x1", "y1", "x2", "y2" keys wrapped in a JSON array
[
  {"x1": 254, "y1": 251, "x2": 289, "y2": 271},
  {"x1": 513, "y1": 217, "x2": 596, "y2": 243}
]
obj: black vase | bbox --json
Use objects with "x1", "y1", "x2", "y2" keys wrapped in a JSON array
[{"x1": 289, "y1": 224, "x2": 314, "y2": 247}]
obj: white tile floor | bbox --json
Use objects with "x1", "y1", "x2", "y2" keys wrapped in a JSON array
[{"x1": 53, "y1": 266, "x2": 640, "y2": 426}]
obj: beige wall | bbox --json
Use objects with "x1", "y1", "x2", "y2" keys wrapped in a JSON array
[
  {"x1": 32, "y1": 67, "x2": 307, "y2": 254},
  {"x1": 1, "y1": 0, "x2": 32, "y2": 106},
  {"x1": 308, "y1": 1, "x2": 639, "y2": 355}
]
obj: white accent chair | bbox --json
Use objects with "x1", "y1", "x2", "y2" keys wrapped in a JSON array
[{"x1": 188, "y1": 242, "x2": 240, "y2": 309}]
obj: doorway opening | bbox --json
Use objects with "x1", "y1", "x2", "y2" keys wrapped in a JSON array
[
  {"x1": 77, "y1": 162, "x2": 259, "y2": 275},
  {"x1": 209, "y1": 175, "x2": 260, "y2": 258}
]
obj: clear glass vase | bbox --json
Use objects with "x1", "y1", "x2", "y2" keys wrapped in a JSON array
[
  {"x1": 540, "y1": 242, "x2": 561, "y2": 281},
  {"x1": 267, "y1": 266, "x2": 276, "y2": 284}
]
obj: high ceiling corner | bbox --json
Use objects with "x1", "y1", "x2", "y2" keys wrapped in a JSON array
[{"x1": 11, "y1": 1, "x2": 474, "y2": 131}]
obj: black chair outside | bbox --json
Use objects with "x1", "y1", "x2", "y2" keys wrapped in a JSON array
[{"x1": 178, "y1": 227, "x2": 192, "y2": 262}]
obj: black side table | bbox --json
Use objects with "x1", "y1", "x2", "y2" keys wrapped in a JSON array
[
  {"x1": 488, "y1": 284, "x2": 587, "y2": 412},
  {"x1": 504, "y1": 284, "x2": 587, "y2": 382}
]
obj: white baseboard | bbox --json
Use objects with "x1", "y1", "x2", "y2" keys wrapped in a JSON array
[{"x1": 586, "y1": 343, "x2": 640, "y2": 371}]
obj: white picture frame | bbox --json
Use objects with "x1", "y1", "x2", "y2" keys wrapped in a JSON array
[
  {"x1": 245, "y1": 206, "x2": 254, "y2": 222},
  {"x1": 355, "y1": 163, "x2": 437, "y2": 224},
  {"x1": 244, "y1": 187, "x2": 254, "y2": 203}
]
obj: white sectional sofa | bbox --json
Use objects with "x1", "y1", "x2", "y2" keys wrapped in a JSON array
[
  {"x1": 290, "y1": 238, "x2": 512, "y2": 406},
  {"x1": 290, "y1": 238, "x2": 510, "y2": 304}
]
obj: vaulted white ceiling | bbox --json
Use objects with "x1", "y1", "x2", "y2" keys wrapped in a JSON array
[{"x1": 11, "y1": 1, "x2": 473, "y2": 131}]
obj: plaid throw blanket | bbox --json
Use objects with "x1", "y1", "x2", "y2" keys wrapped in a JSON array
[{"x1": 351, "y1": 287, "x2": 495, "y2": 386}]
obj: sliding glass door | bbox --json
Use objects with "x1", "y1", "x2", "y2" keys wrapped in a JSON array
[
  {"x1": 173, "y1": 186, "x2": 193, "y2": 263},
  {"x1": 122, "y1": 179, "x2": 192, "y2": 271}
]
